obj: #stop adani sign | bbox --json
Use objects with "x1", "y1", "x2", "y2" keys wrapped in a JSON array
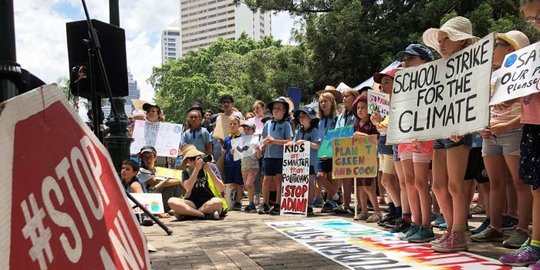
[{"x1": 0, "y1": 85, "x2": 150, "y2": 269}]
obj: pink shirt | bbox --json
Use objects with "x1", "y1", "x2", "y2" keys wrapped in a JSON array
[
  {"x1": 521, "y1": 93, "x2": 540, "y2": 125},
  {"x1": 254, "y1": 116, "x2": 264, "y2": 135}
]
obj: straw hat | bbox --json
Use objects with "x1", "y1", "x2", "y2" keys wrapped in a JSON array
[
  {"x1": 316, "y1": 85, "x2": 343, "y2": 103},
  {"x1": 179, "y1": 145, "x2": 205, "y2": 170},
  {"x1": 496, "y1": 30, "x2": 530, "y2": 50},
  {"x1": 422, "y1": 16, "x2": 480, "y2": 55}
]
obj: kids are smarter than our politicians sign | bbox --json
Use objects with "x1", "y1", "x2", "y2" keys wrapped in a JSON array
[
  {"x1": 490, "y1": 42, "x2": 540, "y2": 105},
  {"x1": 281, "y1": 142, "x2": 310, "y2": 216},
  {"x1": 387, "y1": 34, "x2": 494, "y2": 144}
]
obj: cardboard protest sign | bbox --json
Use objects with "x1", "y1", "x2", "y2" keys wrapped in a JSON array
[
  {"x1": 318, "y1": 125, "x2": 354, "y2": 158},
  {"x1": 387, "y1": 34, "x2": 494, "y2": 144},
  {"x1": 332, "y1": 136, "x2": 378, "y2": 179},
  {"x1": 155, "y1": 167, "x2": 182, "y2": 180},
  {"x1": 129, "y1": 193, "x2": 164, "y2": 214},
  {"x1": 231, "y1": 135, "x2": 258, "y2": 161},
  {"x1": 0, "y1": 85, "x2": 150, "y2": 270},
  {"x1": 367, "y1": 90, "x2": 390, "y2": 118},
  {"x1": 490, "y1": 42, "x2": 540, "y2": 105},
  {"x1": 280, "y1": 142, "x2": 311, "y2": 216},
  {"x1": 130, "y1": 120, "x2": 182, "y2": 157}
]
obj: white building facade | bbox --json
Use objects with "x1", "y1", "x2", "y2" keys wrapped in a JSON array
[{"x1": 161, "y1": 0, "x2": 271, "y2": 63}]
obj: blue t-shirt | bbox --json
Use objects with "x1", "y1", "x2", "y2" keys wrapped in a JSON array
[
  {"x1": 318, "y1": 116, "x2": 337, "y2": 139},
  {"x1": 336, "y1": 111, "x2": 355, "y2": 129},
  {"x1": 262, "y1": 120, "x2": 293, "y2": 159},
  {"x1": 224, "y1": 133, "x2": 242, "y2": 168},
  {"x1": 123, "y1": 176, "x2": 148, "y2": 193},
  {"x1": 181, "y1": 127, "x2": 212, "y2": 155},
  {"x1": 294, "y1": 126, "x2": 321, "y2": 168}
]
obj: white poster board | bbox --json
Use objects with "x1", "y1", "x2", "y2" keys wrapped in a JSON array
[
  {"x1": 130, "y1": 120, "x2": 183, "y2": 157},
  {"x1": 129, "y1": 193, "x2": 164, "y2": 214},
  {"x1": 387, "y1": 34, "x2": 494, "y2": 144},
  {"x1": 367, "y1": 90, "x2": 390, "y2": 118},
  {"x1": 280, "y1": 142, "x2": 310, "y2": 216},
  {"x1": 231, "y1": 135, "x2": 259, "y2": 161},
  {"x1": 490, "y1": 42, "x2": 540, "y2": 105}
]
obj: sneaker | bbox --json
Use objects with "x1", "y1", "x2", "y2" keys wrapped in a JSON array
[
  {"x1": 382, "y1": 216, "x2": 398, "y2": 228},
  {"x1": 408, "y1": 226, "x2": 436, "y2": 243},
  {"x1": 307, "y1": 206, "x2": 314, "y2": 216},
  {"x1": 469, "y1": 204, "x2": 486, "y2": 215},
  {"x1": 244, "y1": 204, "x2": 257, "y2": 213},
  {"x1": 312, "y1": 198, "x2": 324, "y2": 208},
  {"x1": 470, "y1": 226, "x2": 504, "y2": 242},
  {"x1": 233, "y1": 202, "x2": 242, "y2": 211},
  {"x1": 378, "y1": 213, "x2": 396, "y2": 227},
  {"x1": 391, "y1": 217, "x2": 411, "y2": 233},
  {"x1": 140, "y1": 214, "x2": 154, "y2": 227},
  {"x1": 472, "y1": 218, "x2": 490, "y2": 235},
  {"x1": 401, "y1": 224, "x2": 420, "y2": 240},
  {"x1": 321, "y1": 200, "x2": 338, "y2": 213},
  {"x1": 332, "y1": 205, "x2": 349, "y2": 214},
  {"x1": 258, "y1": 203, "x2": 270, "y2": 214},
  {"x1": 431, "y1": 214, "x2": 447, "y2": 229},
  {"x1": 503, "y1": 229, "x2": 530, "y2": 249},
  {"x1": 530, "y1": 260, "x2": 540, "y2": 270},
  {"x1": 432, "y1": 231, "x2": 468, "y2": 253},
  {"x1": 254, "y1": 194, "x2": 260, "y2": 206},
  {"x1": 499, "y1": 242, "x2": 540, "y2": 266},
  {"x1": 269, "y1": 204, "x2": 281, "y2": 215},
  {"x1": 431, "y1": 212, "x2": 440, "y2": 222},
  {"x1": 502, "y1": 215, "x2": 519, "y2": 231},
  {"x1": 430, "y1": 231, "x2": 450, "y2": 245},
  {"x1": 203, "y1": 211, "x2": 220, "y2": 220}
]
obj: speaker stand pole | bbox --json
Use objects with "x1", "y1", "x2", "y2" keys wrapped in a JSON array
[
  {"x1": 0, "y1": 0, "x2": 22, "y2": 103},
  {"x1": 103, "y1": 0, "x2": 132, "y2": 173}
]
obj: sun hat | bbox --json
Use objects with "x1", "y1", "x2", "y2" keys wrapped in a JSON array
[
  {"x1": 397, "y1": 44, "x2": 434, "y2": 61},
  {"x1": 293, "y1": 106, "x2": 318, "y2": 120},
  {"x1": 316, "y1": 85, "x2": 344, "y2": 103},
  {"x1": 267, "y1": 97, "x2": 291, "y2": 118},
  {"x1": 352, "y1": 95, "x2": 369, "y2": 119},
  {"x1": 240, "y1": 118, "x2": 256, "y2": 130},
  {"x1": 496, "y1": 30, "x2": 530, "y2": 50},
  {"x1": 179, "y1": 145, "x2": 205, "y2": 170},
  {"x1": 142, "y1": 103, "x2": 161, "y2": 114},
  {"x1": 373, "y1": 68, "x2": 401, "y2": 84},
  {"x1": 131, "y1": 109, "x2": 146, "y2": 118},
  {"x1": 422, "y1": 16, "x2": 480, "y2": 55},
  {"x1": 187, "y1": 103, "x2": 204, "y2": 116}
]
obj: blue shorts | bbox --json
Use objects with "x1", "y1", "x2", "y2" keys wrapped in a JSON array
[
  {"x1": 520, "y1": 124, "x2": 540, "y2": 190},
  {"x1": 318, "y1": 158, "x2": 332, "y2": 173},
  {"x1": 392, "y1": 145, "x2": 400, "y2": 161},
  {"x1": 224, "y1": 166, "x2": 243, "y2": 185},
  {"x1": 263, "y1": 158, "x2": 283, "y2": 176},
  {"x1": 433, "y1": 135, "x2": 472, "y2": 149}
]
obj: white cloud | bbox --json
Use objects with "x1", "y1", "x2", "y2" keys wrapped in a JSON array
[{"x1": 13, "y1": 1, "x2": 293, "y2": 104}]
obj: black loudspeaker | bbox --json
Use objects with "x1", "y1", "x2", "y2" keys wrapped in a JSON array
[{"x1": 66, "y1": 19, "x2": 128, "y2": 99}]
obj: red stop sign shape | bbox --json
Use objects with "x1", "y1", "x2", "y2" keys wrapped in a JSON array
[{"x1": 1, "y1": 85, "x2": 149, "y2": 270}]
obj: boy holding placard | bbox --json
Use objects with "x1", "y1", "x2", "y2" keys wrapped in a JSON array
[
  {"x1": 240, "y1": 119, "x2": 261, "y2": 213},
  {"x1": 289, "y1": 106, "x2": 321, "y2": 216},
  {"x1": 259, "y1": 97, "x2": 293, "y2": 215}
]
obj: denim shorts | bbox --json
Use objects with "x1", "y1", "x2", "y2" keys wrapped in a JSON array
[
  {"x1": 433, "y1": 135, "x2": 472, "y2": 149},
  {"x1": 482, "y1": 130, "x2": 522, "y2": 156}
]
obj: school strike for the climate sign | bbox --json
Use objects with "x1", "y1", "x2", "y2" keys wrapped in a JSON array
[
  {"x1": 387, "y1": 34, "x2": 494, "y2": 144},
  {"x1": 281, "y1": 142, "x2": 310, "y2": 216},
  {"x1": 490, "y1": 42, "x2": 540, "y2": 105}
]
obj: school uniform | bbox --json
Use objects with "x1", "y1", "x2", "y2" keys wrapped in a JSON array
[
  {"x1": 318, "y1": 116, "x2": 337, "y2": 173},
  {"x1": 262, "y1": 119, "x2": 293, "y2": 176},
  {"x1": 181, "y1": 127, "x2": 212, "y2": 155},
  {"x1": 294, "y1": 126, "x2": 321, "y2": 175}
]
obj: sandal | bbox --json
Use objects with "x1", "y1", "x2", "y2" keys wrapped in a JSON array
[
  {"x1": 367, "y1": 212, "x2": 383, "y2": 223},
  {"x1": 355, "y1": 211, "x2": 369, "y2": 221}
]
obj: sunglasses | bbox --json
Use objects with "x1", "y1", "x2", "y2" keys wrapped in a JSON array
[{"x1": 186, "y1": 156, "x2": 198, "y2": 162}]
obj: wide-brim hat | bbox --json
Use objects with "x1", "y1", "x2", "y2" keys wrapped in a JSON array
[
  {"x1": 293, "y1": 106, "x2": 319, "y2": 126},
  {"x1": 497, "y1": 30, "x2": 530, "y2": 50},
  {"x1": 267, "y1": 97, "x2": 290, "y2": 118},
  {"x1": 131, "y1": 109, "x2": 146, "y2": 118},
  {"x1": 187, "y1": 103, "x2": 204, "y2": 116},
  {"x1": 316, "y1": 85, "x2": 343, "y2": 103},
  {"x1": 422, "y1": 16, "x2": 480, "y2": 55},
  {"x1": 352, "y1": 95, "x2": 368, "y2": 119},
  {"x1": 142, "y1": 103, "x2": 161, "y2": 113},
  {"x1": 373, "y1": 68, "x2": 401, "y2": 84},
  {"x1": 179, "y1": 145, "x2": 205, "y2": 170}
]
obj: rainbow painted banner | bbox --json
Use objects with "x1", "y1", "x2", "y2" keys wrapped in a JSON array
[{"x1": 267, "y1": 219, "x2": 521, "y2": 270}]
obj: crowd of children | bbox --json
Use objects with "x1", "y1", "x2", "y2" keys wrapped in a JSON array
[{"x1": 122, "y1": 1, "x2": 540, "y2": 267}]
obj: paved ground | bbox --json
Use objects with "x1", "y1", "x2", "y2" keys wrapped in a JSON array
[{"x1": 142, "y1": 204, "x2": 516, "y2": 270}]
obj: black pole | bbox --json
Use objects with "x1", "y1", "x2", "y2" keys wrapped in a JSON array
[
  {"x1": 109, "y1": 0, "x2": 120, "y2": 26},
  {"x1": 0, "y1": 0, "x2": 22, "y2": 103}
]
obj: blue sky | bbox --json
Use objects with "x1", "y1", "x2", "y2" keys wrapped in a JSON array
[{"x1": 13, "y1": 0, "x2": 295, "y2": 101}]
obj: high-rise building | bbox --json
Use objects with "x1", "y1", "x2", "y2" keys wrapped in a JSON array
[
  {"x1": 101, "y1": 71, "x2": 139, "y2": 117},
  {"x1": 161, "y1": 0, "x2": 272, "y2": 63}
]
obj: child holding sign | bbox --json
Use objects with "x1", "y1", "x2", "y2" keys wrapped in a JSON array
[
  {"x1": 259, "y1": 97, "x2": 293, "y2": 215},
  {"x1": 289, "y1": 106, "x2": 321, "y2": 216},
  {"x1": 223, "y1": 115, "x2": 244, "y2": 211},
  {"x1": 240, "y1": 119, "x2": 261, "y2": 213},
  {"x1": 499, "y1": 0, "x2": 540, "y2": 266},
  {"x1": 352, "y1": 95, "x2": 382, "y2": 222},
  {"x1": 422, "y1": 15, "x2": 479, "y2": 252},
  {"x1": 316, "y1": 90, "x2": 341, "y2": 213}
]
